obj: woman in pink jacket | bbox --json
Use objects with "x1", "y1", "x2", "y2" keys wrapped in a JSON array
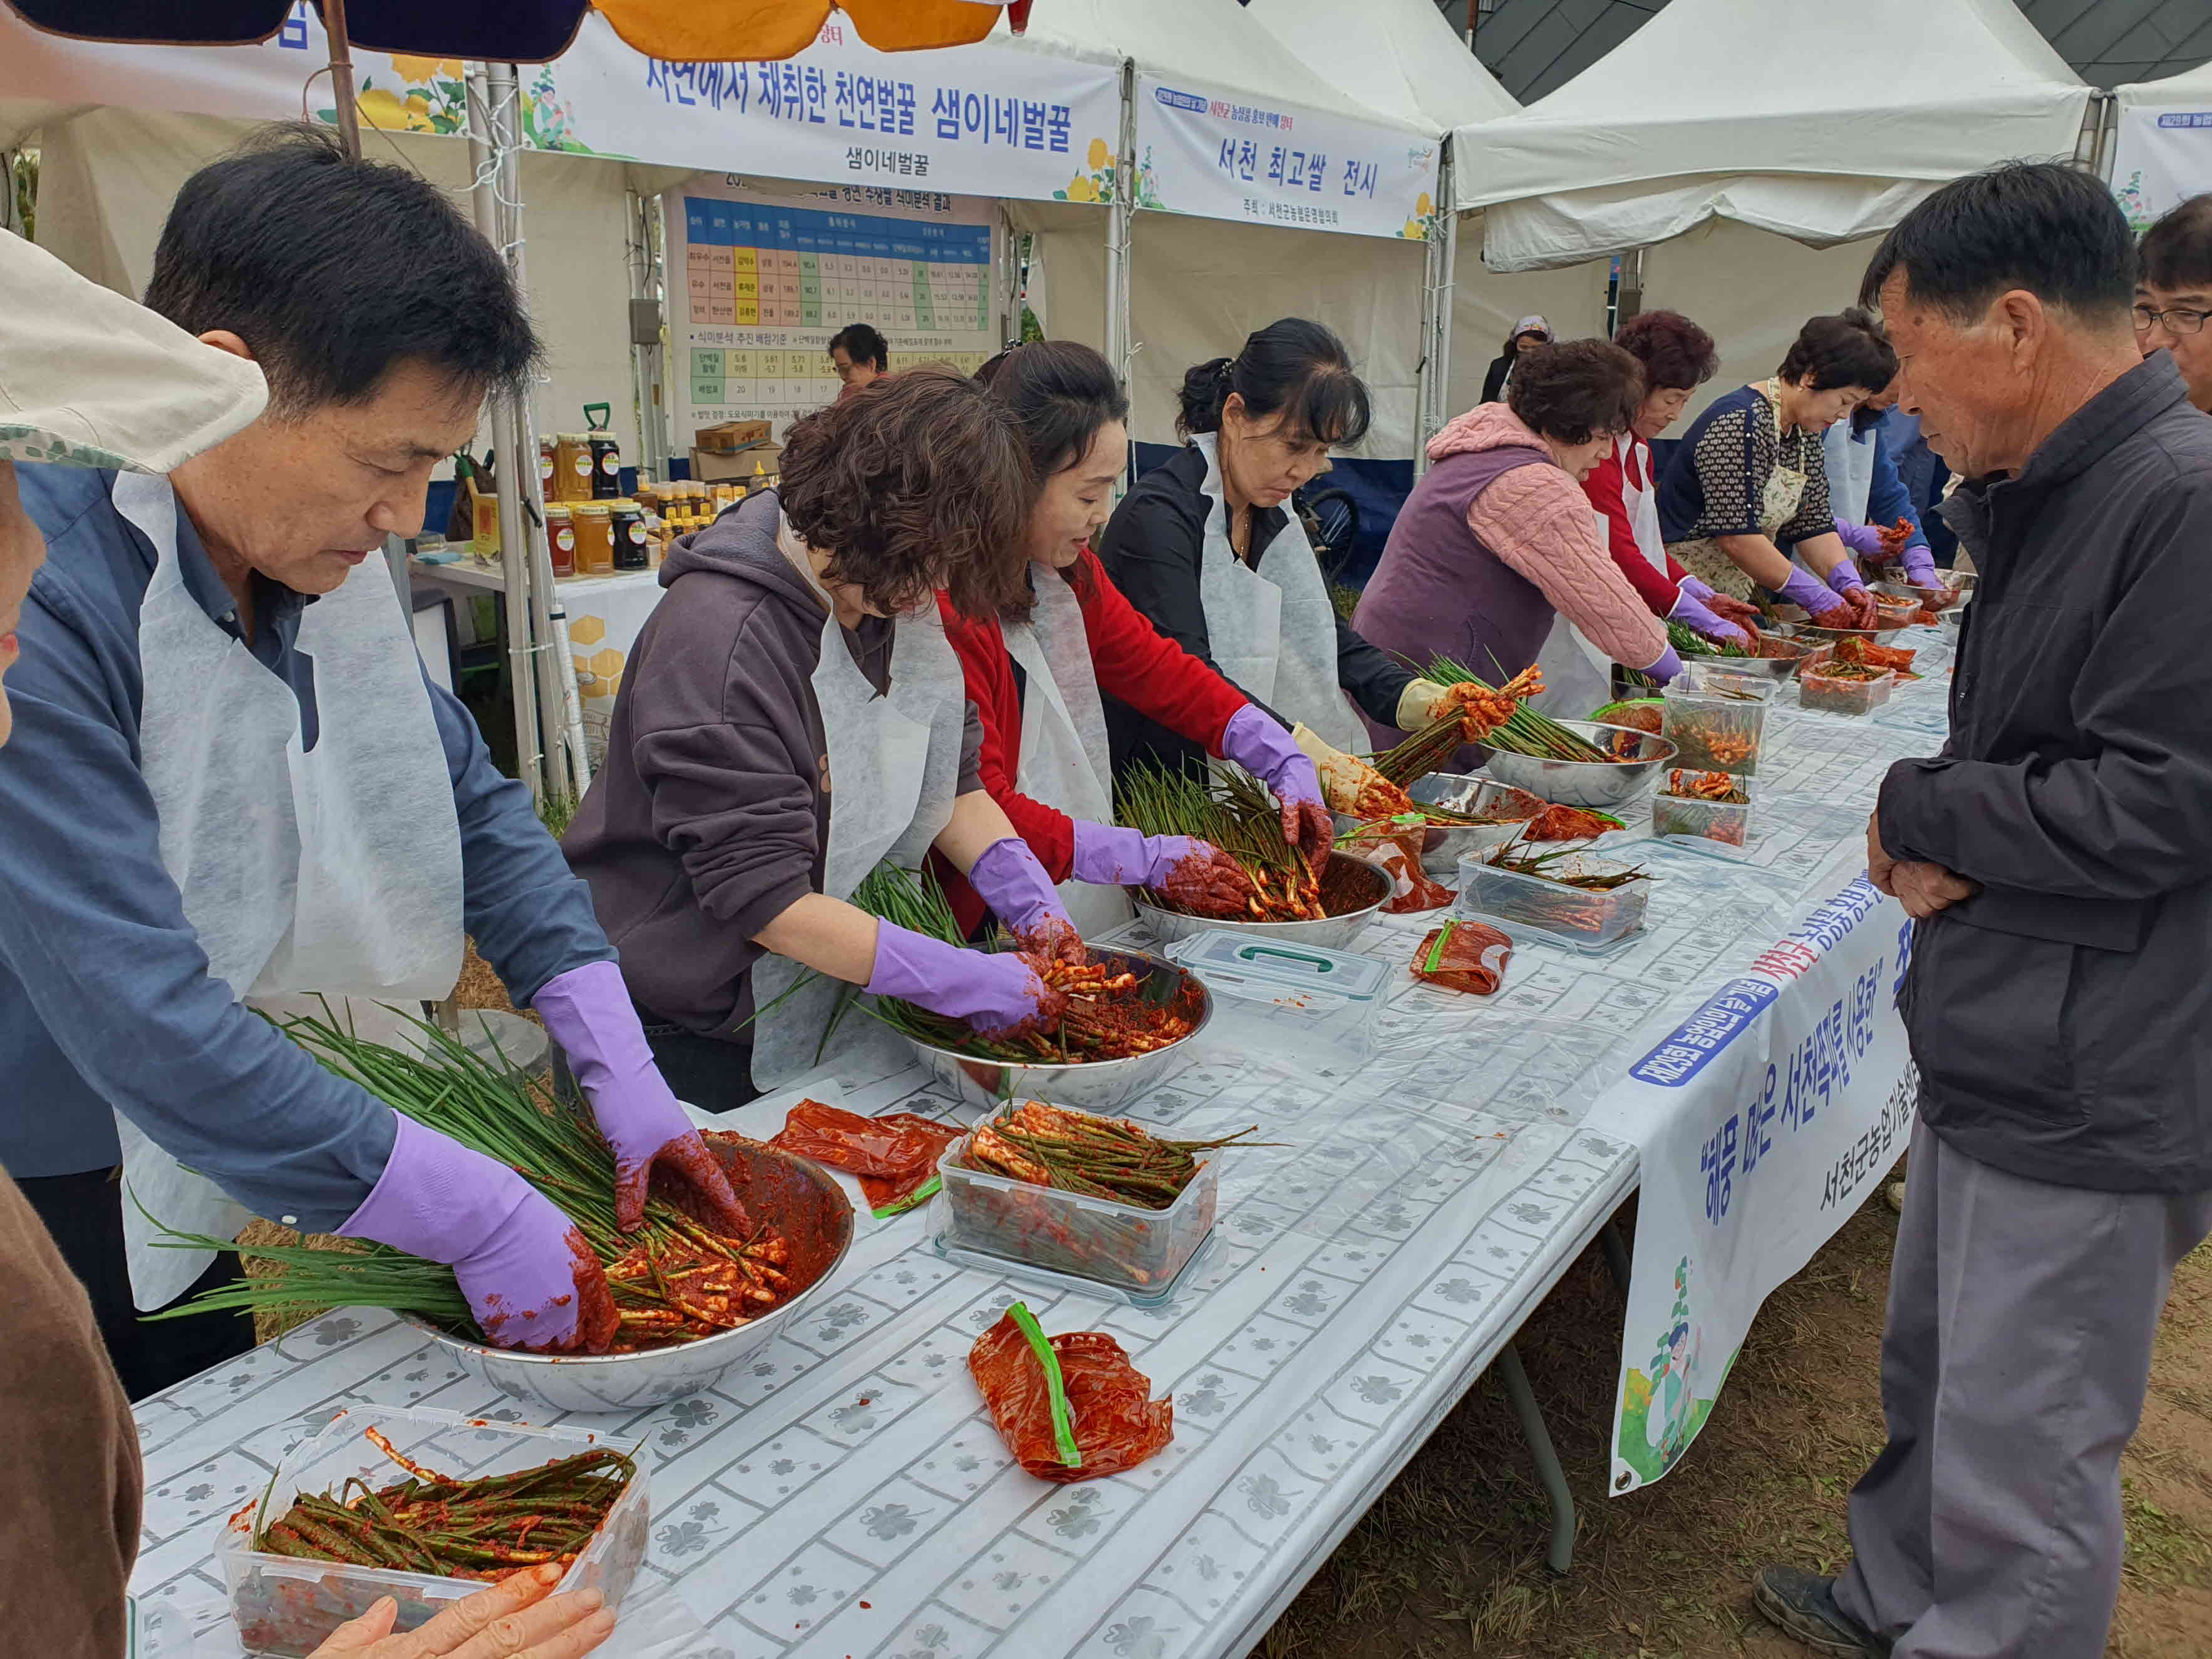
[{"x1": 1351, "y1": 339, "x2": 1679, "y2": 756}]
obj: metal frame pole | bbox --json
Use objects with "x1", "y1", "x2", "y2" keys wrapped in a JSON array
[
  {"x1": 465, "y1": 65, "x2": 545, "y2": 803},
  {"x1": 322, "y1": 0, "x2": 363, "y2": 160},
  {"x1": 627, "y1": 187, "x2": 670, "y2": 480},
  {"x1": 1105, "y1": 59, "x2": 1137, "y2": 403},
  {"x1": 1416, "y1": 140, "x2": 1457, "y2": 472},
  {"x1": 490, "y1": 61, "x2": 591, "y2": 800}
]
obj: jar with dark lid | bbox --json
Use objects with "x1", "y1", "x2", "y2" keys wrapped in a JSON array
[
  {"x1": 589, "y1": 432, "x2": 622, "y2": 499},
  {"x1": 609, "y1": 499, "x2": 649, "y2": 571}
]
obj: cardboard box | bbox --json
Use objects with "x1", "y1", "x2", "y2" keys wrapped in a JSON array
[
  {"x1": 690, "y1": 442, "x2": 783, "y2": 484},
  {"x1": 693, "y1": 418, "x2": 773, "y2": 454}
]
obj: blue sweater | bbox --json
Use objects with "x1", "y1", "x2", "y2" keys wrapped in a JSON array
[{"x1": 0, "y1": 467, "x2": 611, "y2": 1229}]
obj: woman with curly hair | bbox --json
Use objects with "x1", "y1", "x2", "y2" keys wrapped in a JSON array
[
  {"x1": 1352, "y1": 338, "x2": 1682, "y2": 747},
  {"x1": 1581, "y1": 310, "x2": 1765, "y2": 649},
  {"x1": 564, "y1": 368, "x2": 1119, "y2": 1109}
]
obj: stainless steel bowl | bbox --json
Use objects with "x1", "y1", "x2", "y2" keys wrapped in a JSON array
[
  {"x1": 1779, "y1": 619, "x2": 1906, "y2": 648},
  {"x1": 1132, "y1": 851, "x2": 1388, "y2": 949},
  {"x1": 900, "y1": 947, "x2": 1214, "y2": 1113},
  {"x1": 403, "y1": 1136, "x2": 855, "y2": 1414},
  {"x1": 1871, "y1": 576, "x2": 1973, "y2": 615},
  {"x1": 1684, "y1": 634, "x2": 1822, "y2": 683},
  {"x1": 1332, "y1": 774, "x2": 1542, "y2": 876},
  {"x1": 1481, "y1": 721, "x2": 1677, "y2": 809}
]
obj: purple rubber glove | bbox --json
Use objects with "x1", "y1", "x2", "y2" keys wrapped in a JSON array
[
  {"x1": 1677, "y1": 572, "x2": 1718, "y2": 604},
  {"x1": 1667, "y1": 584, "x2": 1751, "y2": 650},
  {"x1": 339, "y1": 1114, "x2": 619, "y2": 1353},
  {"x1": 1898, "y1": 543, "x2": 1940, "y2": 586},
  {"x1": 967, "y1": 835, "x2": 1082, "y2": 961},
  {"x1": 533, "y1": 959, "x2": 752, "y2": 1235},
  {"x1": 1217, "y1": 703, "x2": 1332, "y2": 873},
  {"x1": 1640, "y1": 644, "x2": 1685, "y2": 686},
  {"x1": 1831, "y1": 518, "x2": 1886, "y2": 559},
  {"x1": 1775, "y1": 566, "x2": 1856, "y2": 626},
  {"x1": 1824, "y1": 554, "x2": 1869, "y2": 597},
  {"x1": 1071, "y1": 822, "x2": 1212, "y2": 887},
  {"x1": 866, "y1": 922, "x2": 1067, "y2": 1038}
]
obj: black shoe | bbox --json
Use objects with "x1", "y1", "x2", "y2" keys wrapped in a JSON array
[{"x1": 1752, "y1": 1567, "x2": 1893, "y2": 1657}]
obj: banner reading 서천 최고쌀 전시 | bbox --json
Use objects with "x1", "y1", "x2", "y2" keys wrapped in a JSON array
[{"x1": 1588, "y1": 859, "x2": 1916, "y2": 1494}]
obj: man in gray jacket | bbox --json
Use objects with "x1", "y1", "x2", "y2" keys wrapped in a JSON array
[{"x1": 1756, "y1": 163, "x2": 2212, "y2": 1658}]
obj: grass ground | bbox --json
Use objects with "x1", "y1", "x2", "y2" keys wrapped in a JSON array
[{"x1": 245, "y1": 948, "x2": 2212, "y2": 1656}]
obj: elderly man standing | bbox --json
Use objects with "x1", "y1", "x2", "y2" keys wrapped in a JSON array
[
  {"x1": 0, "y1": 128, "x2": 746, "y2": 1400},
  {"x1": 1754, "y1": 162, "x2": 2212, "y2": 1658}
]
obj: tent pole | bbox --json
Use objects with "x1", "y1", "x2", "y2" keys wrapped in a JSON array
[
  {"x1": 997, "y1": 205, "x2": 1020, "y2": 348},
  {"x1": 322, "y1": 0, "x2": 362, "y2": 160},
  {"x1": 467, "y1": 63, "x2": 545, "y2": 804},
  {"x1": 627, "y1": 187, "x2": 669, "y2": 480},
  {"x1": 1105, "y1": 59, "x2": 1137, "y2": 406},
  {"x1": 1417, "y1": 140, "x2": 1457, "y2": 472},
  {"x1": 492, "y1": 60, "x2": 592, "y2": 802}
]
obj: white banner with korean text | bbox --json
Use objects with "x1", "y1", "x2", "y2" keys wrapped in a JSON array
[
  {"x1": 2113, "y1": 105, "x2": 2212, "y2": 236},
  {"x1": 1131, "y1": 71, "x2": 1441, "y2": 242},
  {"x1": 1591, "y1": 864, "x2": 1916, "y2": 1493},
  {"x1": 0, "y1": 8, "x2": 1121, "y2": 206}
]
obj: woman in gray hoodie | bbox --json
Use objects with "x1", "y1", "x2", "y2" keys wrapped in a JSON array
[{"x1": 565, "y1": 369, "x2": 1137, "y2": 1109}]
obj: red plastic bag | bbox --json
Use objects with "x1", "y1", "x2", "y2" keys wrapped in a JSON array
[
  {"x1": 1410, "y1": 918, "x2": 1514, "y2": 996},
  {"x1": 969, "y1": 1305, "x2": 1173, "y2": 1483},
  {"x1": 770, "y1": 1102, "x2": 960, "y2": 1216}
]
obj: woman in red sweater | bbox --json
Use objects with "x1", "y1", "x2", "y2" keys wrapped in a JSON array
[
  {"x1": 937, "y1": 342, "x2": 1330, "y2": 936},
  {"x1": 1581, "y1": 311, "x2": 1764, "y2": 648}
]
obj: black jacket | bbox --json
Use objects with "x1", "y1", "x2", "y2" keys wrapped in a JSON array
[
  {"x1": 1880, "y1": 353, "x2": 2212, "y2": 1193},
  {"x1": 1481, "y1": 352, "x2": 1515, "y2": 405},
  {"x1": 1095, "y1": 442, "x2": 1413, "y2": 775}
]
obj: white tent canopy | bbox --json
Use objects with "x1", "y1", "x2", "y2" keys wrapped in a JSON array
[
  {"x1": 1011, "y1": 0, "x2": 1439, "y2": 460},
  {"x1": 1248, "y1": 0, "x2": 1515, "y2": 133},
  {"x1": 1449, "y1": 0, "x2": 2092, "y2": 272},
  {"x1": 2116, "y1": 56, "x2": 2212, "y2": 110}
]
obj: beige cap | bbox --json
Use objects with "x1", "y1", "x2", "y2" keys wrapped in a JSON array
[{"x1": 0, "y1": 229, "x2": 267, "y2": 473}]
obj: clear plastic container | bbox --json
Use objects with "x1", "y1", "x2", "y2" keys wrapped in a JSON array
[
  {"x1": 936, "y1": 1109, "x2": 1218, "y2": 1294},
  {"x1": 1799, "y1": 666, "x2": 1895, "y2": 715},
  {"x1": 1455, "y1": 850, "x2": 1651, "y2": 951},
  {"x1": 1678, "y1": 661, "x2": 1779, "y2": 701},
  {"x1": 1653, "y1": 782, "x2": 1755, "y2": 849},
  {"x1": 1661, "y1": 682, "x2": 1769, "y2": 775},
  {"x1": 218, "y1": 1403, "x2": 650, "y2": 1658}
]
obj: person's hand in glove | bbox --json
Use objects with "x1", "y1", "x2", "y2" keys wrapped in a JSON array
[
  {"x1": 340, "y1": 1116, "x2": 621, "y2": 1353},
  {"x1": 1071, "y1": 822, "x2": 1257, "y2": 917},
  {"x1": 1775, "y1": 567, "x2": 1863, "y2": 630},
  {"x1": 967, "y1": 835, "x2": 1085, "y2": 966},
  {"x1": 1831, "y1": 518, "x2": 1887, "y2": 559},
  {"x1": 1217, "y1": 703, "x2": 1332, "y2": 873},
  {"x1": 1668, "y1": 582, "x2": 1752, "y2": 651},
  {"x1": 534, "y1": 960, "x2": 753, "y2": 1235},
  {"x1": 1897, "y1": 542, "x2": 1941, "y2": 587},
  {"x1": 1678, "y1": 574, "x2": 1762, "y2": 640},
  {"x1": 866, "y1": 923, "x2": 1068, "y2": 1040}
]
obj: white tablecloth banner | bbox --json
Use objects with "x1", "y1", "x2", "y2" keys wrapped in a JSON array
[
  {"x1": 561, "y1": 571, "x2": 669, "y2": 766},
  {"x1": 1589, "y1": 861, "x2": 1916, "y2": 1492}
]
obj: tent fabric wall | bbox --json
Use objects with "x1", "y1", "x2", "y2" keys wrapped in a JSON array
[
  {"x1": 1637, "y1": 219, "x2": 1886, "y2": 423},
  {"x1": 1445, "y1": 211, "x2": 1608, "y2": 418},
  {"x1": 1006, "y1": 197, "x2": 1112, "y2": 354},
  {"x1": 30, "y1": 106, "x2": 651, "y2": 470}
]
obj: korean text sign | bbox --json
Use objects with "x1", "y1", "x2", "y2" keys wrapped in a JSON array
[
  {"x1": 1591, "y1": 867, "x2": 1916, "y2": 1492},
  {"x1": 1132, "y1": 71, "x2": 1441, "y2": 240}
]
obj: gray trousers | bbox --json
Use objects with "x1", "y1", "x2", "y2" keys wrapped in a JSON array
[{"x1": 1834, "y1": 1120, "x2": 2212, "y2": 1658}]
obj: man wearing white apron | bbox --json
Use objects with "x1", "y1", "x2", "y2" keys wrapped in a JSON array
[{"x1": 0, "y1": 137, "x2": 742, "y2": 1397}]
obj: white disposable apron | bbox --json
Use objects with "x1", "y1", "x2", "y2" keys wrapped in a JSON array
[
  {"x1": 1002, "y1": 569, "x2": 1132, "y2": 937},
  {"x1": 1190, "y1": 433, "x2": 1368, "y2": 753},
  {"x1": 1531, "y1": 435, "x2": 1667, "y2": 720},
  {"x1": 750, "y1": 520, "x2": 969, "y2": 1088},
  {"x1": 1823, "y1": 418, "x2": 1877, "y2": 525},
  {"x1": 118, "y1": 472, "x2": 463, "y2": 1308}
]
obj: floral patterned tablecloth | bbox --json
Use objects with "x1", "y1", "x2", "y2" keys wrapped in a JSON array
[{"x1": 129, "y1": 629, "x2": 1956, "y2": 1659}]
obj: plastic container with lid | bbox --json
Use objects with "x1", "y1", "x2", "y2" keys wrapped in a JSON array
[
  {"x1": 216, "y1": 1403, "x2": 649, "y2": 1658},
  {"x1": 1455, "y1": 849, "x2": 1651, "y2": 951},
  {"x1": 1799, "y1": 664, "x2": 1894, "y2": 715},
  {"x1": 610, "y1": 499, "x2": 650, "y2": 571},
  {"x1": 542, "y1": 502, "x2": 575, "y2": 577},
  {"x1": 552, "y1": 432, "x2": 594, "y2": 502},
  {"x1": 934, "y1": 1109, "x2": 1217, "y2": 1295},
  {"x1": 572, "y1": 501, "x2": 614, "y2": 575},
  {"x1": 1660, "y1": 681, "x2": 1769, "y2": 775},
  {"x1": 1652, "y1": 774, "x2": 1757, "y2": 851}
]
